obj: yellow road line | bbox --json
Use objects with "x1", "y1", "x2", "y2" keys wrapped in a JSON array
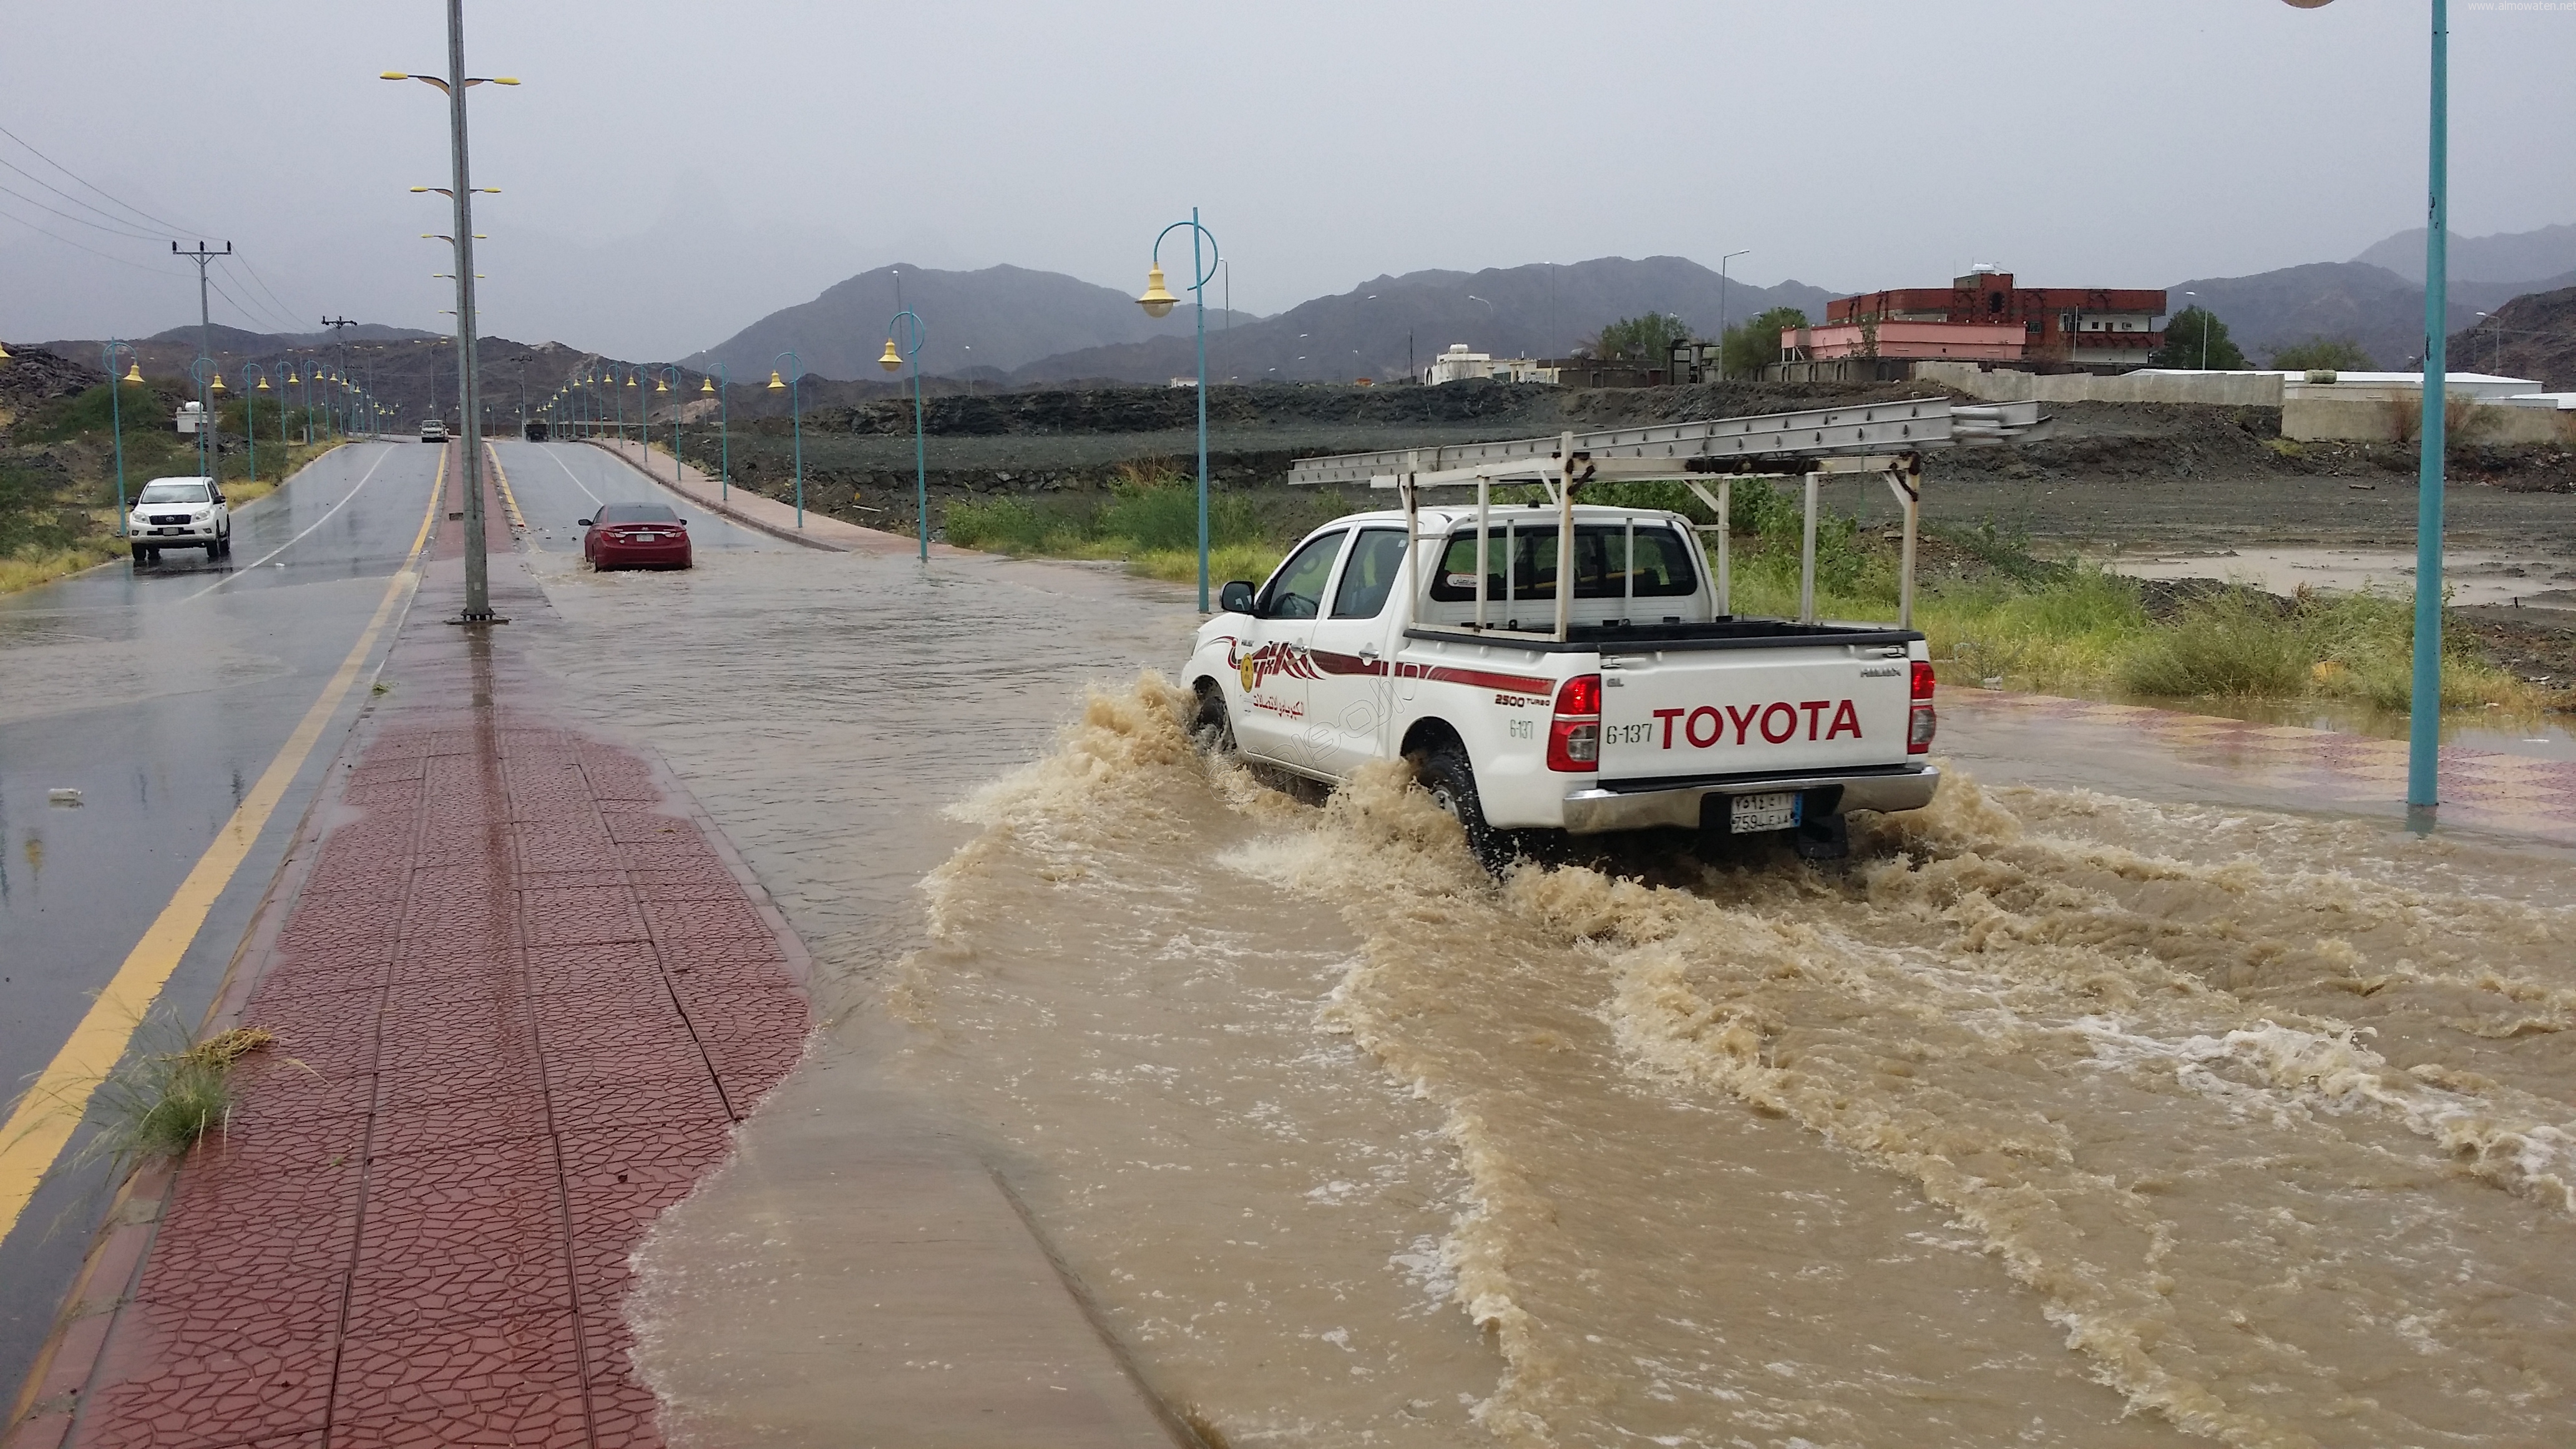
[{"x1": 0, "y1": 457, "x2": 446, "y2": 1241}]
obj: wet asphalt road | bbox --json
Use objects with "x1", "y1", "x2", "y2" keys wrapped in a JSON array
[
  {"x1": 490, "y1": 440, "x2": 781, "y2": 558},
  {"x1": 0, "y1": 440, "x2": 441, "y2": 1400}
]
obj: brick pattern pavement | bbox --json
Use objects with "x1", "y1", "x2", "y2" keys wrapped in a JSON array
[
  {"x1": 54, "y1": 710, "x2": 807, "y2": 1449},
  {"x1": 1949, "y1": 690, "x2": 2576, "y2": 841},
  {"x1": 12, "y1": 462, "x2": 816, "y2": 1449}
]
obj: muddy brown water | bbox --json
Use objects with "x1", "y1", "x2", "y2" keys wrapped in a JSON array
[{"x1": 524, "y1": 544, "x2": 2575, "y2": 1448}]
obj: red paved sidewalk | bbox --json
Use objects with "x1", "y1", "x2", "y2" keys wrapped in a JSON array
[{"x1": 7, "y1": 462, "x2": 811, "y2": 1449}]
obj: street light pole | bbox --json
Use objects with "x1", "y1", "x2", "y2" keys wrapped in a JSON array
[
  {"x1": 700, "y1": 366, "x2": 729, "y2": 501},
  {"x1": 383, "y1": 11, "x2": 517, "y2": 624},
  {"x1": 768, "y1": 351, "x2": 804, "y2": 527},
  {"x1": 102, "y1": 342, "x2": 139, "y2": 536},
  {"x1": 2404, "y1": 0, "x2": 2451, "y2": 827},
  {"x1": 1718, "y1": 248, "x2": 1749, "y2": 379},
  {"x1": 243, "y1": 364, "x2": 270, "y2": 484},
  {"x1": 1136, "y1": 208, "x2": 1220, "y2": 611},
  {"x1": 651, "y1": 365, "x2": 682, "y2": 490},
  {"x1": 881, "y1": 311, "x2": 929, "y2": 560}
]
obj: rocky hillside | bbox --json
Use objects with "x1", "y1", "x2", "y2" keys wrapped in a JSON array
[{"x1": 2447, "y1": 285, "x2": 2576, "y2": 389}]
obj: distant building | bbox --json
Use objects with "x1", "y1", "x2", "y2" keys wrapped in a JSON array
[
  {"x1": 1423, "y1": 343, "x2": 1558, "y2": 386},
  {"x1": 1794, "y1": 270, "x2": 2169, "y2": 371}
]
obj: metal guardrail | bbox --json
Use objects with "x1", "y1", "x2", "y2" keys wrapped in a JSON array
[{"x1": 1284, "y1": 398, "x2": 2049, "y2": 487}]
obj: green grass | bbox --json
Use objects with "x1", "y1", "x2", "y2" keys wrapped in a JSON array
[
  {"x1": 940, "y1": 468, "x2": 2559, "y2": 720},
  {"x1": 56, "y1": 1022, "x2": 279, "y2": 1171}
]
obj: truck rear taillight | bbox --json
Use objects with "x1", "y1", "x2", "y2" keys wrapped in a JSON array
[
  {"x1": 1909, "y1": 661, "x2": 1936, "y2": 754},
  {"x1": 1548, "y1": 673, "x2": 1601, "y2": 772}
]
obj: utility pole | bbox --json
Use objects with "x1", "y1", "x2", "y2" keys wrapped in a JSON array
[
  {"x1": 173, "y1": 241, "x2": 230, "y2": 477},
  {"x1": 321, "y1": 316, "x2": 356, "y2": 437}
]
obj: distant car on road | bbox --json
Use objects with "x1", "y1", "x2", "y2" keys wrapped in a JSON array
[
  {"x1": 580, "y1": 503, "x2": 693, "y2": 571},
  {"x1": 128, "y1": 477, "x2": 232, "y2": 564},
  {"x1": 523, "y1": 419, "x2": 550, "y2": 442},
  {"x1": 420, "y1": 418, "x2": 447, "y2": 442}
]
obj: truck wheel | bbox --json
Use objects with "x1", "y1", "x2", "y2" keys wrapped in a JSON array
[
  {"x1": 130, "y1": 543, "x2": 147, "y2": 565},
  {"x1": 1793, "y1": 811, "x2": 1850, "y2": 862},
  {"x1": 1191, "y1": 680, "x2": 1237, "y2": 753},
  {"x1": 1415, "y1": 743, "x2": 1519, "y2": 876}
]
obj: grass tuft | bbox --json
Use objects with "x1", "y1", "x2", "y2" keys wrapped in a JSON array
[{"x1": 64, "y1": 1020, "x2": 280, "y2": 1168}]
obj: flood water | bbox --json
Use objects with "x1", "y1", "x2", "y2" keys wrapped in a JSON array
[{"x1": 525, "y1": 544, "x2": 2575, "y2": 1449}]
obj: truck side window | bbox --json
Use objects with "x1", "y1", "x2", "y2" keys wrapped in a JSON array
[
  {"x1": 1329, "y1": 530, "x2": 1409, "y2": 618},
  {"x1": 1257, "y1": 530, "x2": 1346, "y2": 620}
]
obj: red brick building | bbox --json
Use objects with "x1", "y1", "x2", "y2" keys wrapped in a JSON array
[{"x1": 1823, "y1": 271, "x2": 2167, "y2": 368}]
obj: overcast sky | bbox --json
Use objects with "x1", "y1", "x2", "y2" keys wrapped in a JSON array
[{"x1": 4, "y1": 1, "x2": 2571, "y2": 361}]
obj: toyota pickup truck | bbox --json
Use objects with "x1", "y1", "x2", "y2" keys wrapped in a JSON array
[{"x1": 1186, "y1": 495, "x2": 1938, "y2": 868}]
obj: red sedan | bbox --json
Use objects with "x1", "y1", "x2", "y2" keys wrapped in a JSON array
[{"x1": 581, "y1": 502, "x2": 694, "y2": 570}]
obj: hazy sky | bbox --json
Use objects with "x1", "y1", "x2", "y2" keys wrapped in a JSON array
[{"x1": 4, "y1": 1, "x2": 2572, "y2": 362}]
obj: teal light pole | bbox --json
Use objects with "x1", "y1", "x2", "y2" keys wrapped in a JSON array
[
  {"x1": 698, "y1": 364, "x2": 731, "y2": 501},
  {"x1": 188, "y1": 359, "x2": 224, "y2": 482},
  {"x1": 294, "y1": 361, "x2": 312, "y2": 444},
  {"x1": 2408, "y1": 0, "x2": 2451, "y2": 828},
  {"x1": 650, "y1": 364, "x2": 683, "y2": 490},
  {"x1": 1136, "y1": 208, "x2": 1220, "y2": 611},
  {"x1": 2285, "y1": 0, "x2": 2447, "y2": 826},
  {"x1": 768, "y1": 350, "x2": 804, "y2": 527},
  {"x1": 880, "y1": 311, "x2": 928, "y2": 560},
  {"x1": 242, "y1": 364, "x2": 270, "y2": 484},
  {"x1": 101, "y1": 341, "x2": 139, "y2": 535}
]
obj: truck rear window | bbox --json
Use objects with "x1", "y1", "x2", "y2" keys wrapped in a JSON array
[{"x1": 1428, "y1": 524, "x2": 1698, "y2": 602}]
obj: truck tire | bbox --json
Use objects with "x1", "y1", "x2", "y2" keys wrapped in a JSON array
[
  {"x1": 130, "y1": 543, "x2": 147, "y2": 565},
  {"x1": 1415, "y1": 742, "x2": 1520, "y2": 876},
  {"x1": 1793, "y1": 811, "x2": 1850, "y2": 862},
  {"x1": 1192, "y1": 680, "x2": 1237, "y2": 753}
]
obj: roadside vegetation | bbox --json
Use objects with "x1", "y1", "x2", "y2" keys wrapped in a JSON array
[
  {"x1": 1, "y1": 374, "x2": 336, "y2": 593},
  {"x1": 948, "y1": 463, "x2": 2561, "y2": 720}
]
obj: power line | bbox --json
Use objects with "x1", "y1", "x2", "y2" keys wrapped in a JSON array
[
  {"x1": 214, "y1": 256, "x2": 295, "y2": 333},
  {"x1": 0, "y1": 203, "x2": 187, "y2": 276},
  {"x1": 0, "y1": 180, "x2": 165, "y2": 242},
  {"x1": 228, "y1": 255, "x2": 308, "y2": 334},
  {"x1": 0, "y1": 120, "x2": 201, "y2": 237}
]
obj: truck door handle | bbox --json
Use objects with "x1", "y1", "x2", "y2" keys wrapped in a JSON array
[{"x1": 1358, "y1": 645, "x2": 1380, "y2": 661}]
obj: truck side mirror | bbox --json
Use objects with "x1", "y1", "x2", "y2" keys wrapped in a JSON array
[{"x1": 1218, "y1": 580, "x2": 1256, "y2": 615}]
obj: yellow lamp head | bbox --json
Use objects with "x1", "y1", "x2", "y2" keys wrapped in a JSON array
[
  {"x1": 127, "y1": 362, "x2": 147, "y2": 384},
  {"x1": 211, "y1": 373, "x2": 227, "y2": 393},
  {"x1": 1138, "y1": 265, "x2": 1179, "y2": 318},
  {"x1": 625, "y1": 374, "x2": 637, "y2": 388},
  {"x1": 767, "y1": 371, "x2": 785, "y2": 391},
  {"x1": 699, "y1": 378, "x2": 715, "y2": 394},
  {"x1": 655, "y1": 376, "x2": 668, "y2": 394},
  {"x1": 256, "y1": 376, "x2": 271, "y2": 390},
  {"x1": 0, "y1": 341, "x2": 11, "y2": 361},
  {"x1": 877, "y1": 338, "x2": 903, "y2": 372}
]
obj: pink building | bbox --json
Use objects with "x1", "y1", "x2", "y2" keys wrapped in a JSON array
[{"x1": 1785, "y1": 320, "x2": 2027, "y2": 363}]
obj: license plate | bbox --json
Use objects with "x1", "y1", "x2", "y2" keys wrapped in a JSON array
[
  {"x1": 632, "y1": 533, "x2": 660, "y2": 542},
  {"x1": 1729, "y1": 791, "x2": 1800, "y2": 833}
]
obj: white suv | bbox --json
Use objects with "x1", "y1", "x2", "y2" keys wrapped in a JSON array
[
  {"x1": 421, "y1": 418, "x2": 447, "y2": 442},
  {"x1": 129, "y1": 477, "x2": 232, "y2": 564}
]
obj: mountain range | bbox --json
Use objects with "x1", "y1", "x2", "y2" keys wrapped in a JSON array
[{"x1": 35, "y1": 223, "x2": 2576, "y2": 404}]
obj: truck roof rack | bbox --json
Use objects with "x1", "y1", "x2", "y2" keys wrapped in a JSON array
[{"x1": 1310, "y1": 399, "x2": 2055, "y2": 643}]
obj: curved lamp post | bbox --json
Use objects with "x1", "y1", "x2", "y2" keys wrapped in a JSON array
[
  {"x1": 242, "y1": 364, "x2": 271, "y2": 484},
  {"x1": 880, "y1": 310, "x2": 928, "y2": 560},
  {"x1": 700, "y1": 366, "x2": 729, "y2": 500},
  {"x1": 188, "y1": 359, "x2": 226, "y2": 482},
  {"x1": 1136, "y1": 208, "x2": 1220, "y2": 611},
  {"x1": 768, "y1": 350, "x2": 804, "y2": 527},
  {"x1": 650, "y1": 364, "x2": 683, "y2": 491},
  {"x1": 101, "y1": 343, "x2": 141, "y2": 534}
]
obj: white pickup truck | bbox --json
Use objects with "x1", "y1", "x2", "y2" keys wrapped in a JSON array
[{"x1": 1186, "y1": 497, "x2": 1937, "y2": 867}]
